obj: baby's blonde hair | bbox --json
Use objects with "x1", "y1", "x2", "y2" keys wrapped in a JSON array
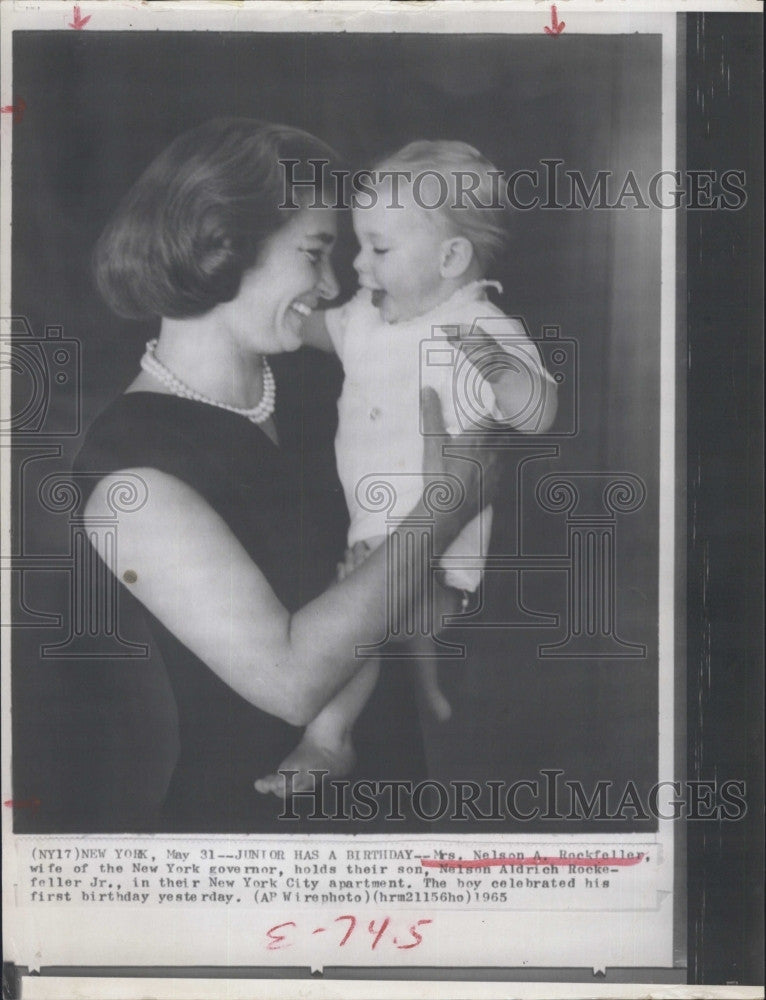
[{"x1": 375, "y1": 140, "x2": 509, "y2": 271}]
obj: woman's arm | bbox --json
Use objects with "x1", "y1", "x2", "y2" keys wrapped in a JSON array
[{"x1": 83, "y1": 390, "x2": 491, "y2": 728}]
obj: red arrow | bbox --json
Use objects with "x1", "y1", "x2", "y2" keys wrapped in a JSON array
[
  {"x1": 544, "y1": 4, "x2": 566, "y2": 35},
  {"x1": 69, "y1": 5, "x2": 92, "y2": 30},
  {"x1": 0, "y1": 97, "x2": 26, "y2": 124},
  {"x1": 4, "y1": 797, "x2": 41, "y2": 811}
]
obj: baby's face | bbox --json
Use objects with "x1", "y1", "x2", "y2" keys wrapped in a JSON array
[{"x1": 352, "y1": 188, "x2": 450, "y2": 323}]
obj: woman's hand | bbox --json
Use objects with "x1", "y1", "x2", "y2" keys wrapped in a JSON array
[{"x1": 417, "y1": 386, "x2": 503, "y2": 551}]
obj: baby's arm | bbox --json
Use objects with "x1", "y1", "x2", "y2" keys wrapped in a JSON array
[
  {"x1": 453, "y1": 321, "x2": 558, "y2": 434},
  {"x1": 491, "y1": 337, "x2": 558, "y2": 433},
  {"x1": 254, "y1": 661, "x2": 379, "y2": 798}
]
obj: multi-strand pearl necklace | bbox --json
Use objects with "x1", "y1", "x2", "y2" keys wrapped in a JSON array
[{"x1": 140, "y1": 339, "x2": 276, "y2": 425}]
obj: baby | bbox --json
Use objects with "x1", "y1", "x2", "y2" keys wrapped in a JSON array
[{"x1": 255, "y1": 141, "x2": 558, "y2": 797}]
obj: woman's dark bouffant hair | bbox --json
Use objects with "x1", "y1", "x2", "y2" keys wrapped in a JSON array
[{"x1": 94, "y1": 118, "x2": 340, "y2": 320}]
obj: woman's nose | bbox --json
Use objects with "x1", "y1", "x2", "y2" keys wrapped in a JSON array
[
  {"x1": 317, "y1": 258, "x2": 339, "y2": 301},
  {"x1": 352, "y1": 248, "x2": 366, "y2": 275}
]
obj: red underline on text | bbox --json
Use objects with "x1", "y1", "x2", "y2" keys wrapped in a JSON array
[{"x1": 421, "y1": 854, "x2": 645, "y2": 869}]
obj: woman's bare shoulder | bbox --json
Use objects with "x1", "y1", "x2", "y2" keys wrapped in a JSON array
[{"x1": 83, "y1": 465, "x2": 212, "y2": 522}]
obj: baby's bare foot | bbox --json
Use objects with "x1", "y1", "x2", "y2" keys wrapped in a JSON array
[
  {"x1": 423, "y1": 686, "x2": 452, "y2": 722},
  {"x1": 255, "y1": 734, "x2": 356, "y2": 800}
]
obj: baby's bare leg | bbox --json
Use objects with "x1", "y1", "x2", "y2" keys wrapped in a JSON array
[
  {"x1": 255, "y1": 660, "x2": 380, "y2": 798},
  {"x1": 411, "y1": 581, "x2": 463, "y2": 721},
  {"x1": 414, "y1": 647, "x2": 452, "y2": 722}
]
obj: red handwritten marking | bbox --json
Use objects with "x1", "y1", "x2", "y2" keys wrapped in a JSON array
[
  {"x1": 368, "y1": 917, "x2": 390, "y2": 950},
  {"x1": 544, "y1": 4, "x2": 566, "y2": 35},
  {"x1": 0, "y1": 98, "x2": 26, "y2": 124},
  {"x1": 266, "y1": 920, "x2": 296, "y2": 950},
  {"x1": 3, "y1": 797, "x2": 41, "y2": 811},
  {"x1": 398, "y1": 919, "x2": 432, "y2": 950},
  {"x1": 336, "y1": 914, "x2": 356, "y2": 946},
  {"x1": 69, "y1": 5, "x2": 92, "y2": 30},
  {"x1": 421, "y1": 854, "x2": 645, "y2": 869},
  {"x1": 265, "y1": 916, "x2": 432, "y2": 951}
]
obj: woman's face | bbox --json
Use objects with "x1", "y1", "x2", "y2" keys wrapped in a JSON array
[{"x1": 229, "y1": 206, "x2": 339, "y2": 353}]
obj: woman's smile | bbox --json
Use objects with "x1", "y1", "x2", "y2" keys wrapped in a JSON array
[
  {"x1": 290, "y1": 300, "x2": 314, "y2": 317},
  {"x1": 225, "y1": 206, "x2": 339, "y2": 355}
]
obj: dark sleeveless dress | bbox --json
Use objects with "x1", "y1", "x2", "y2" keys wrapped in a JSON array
[{"x1": 73, "y1": 349, "x2": 426, "y2": 832}]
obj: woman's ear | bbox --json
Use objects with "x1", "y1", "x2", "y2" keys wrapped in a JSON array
[{"x1": 439, "y1": 236, "x2": 474, "y2": 279}]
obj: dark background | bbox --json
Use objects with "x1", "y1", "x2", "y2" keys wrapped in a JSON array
[{"x1": 11, "y1": 31, "x2": 661, "y2": 831}]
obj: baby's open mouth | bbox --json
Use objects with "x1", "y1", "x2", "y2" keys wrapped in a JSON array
[{"x1": 371, "y1": 289, "x2": 385, "y2": 308}]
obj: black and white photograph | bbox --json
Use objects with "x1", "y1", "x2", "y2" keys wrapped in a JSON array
[
  {"x1": 1, "y1": 0, "x2": 762, "y2": 992},
  {"x1": 8, "y1": 11, "x2": 669, "y2": 837}
]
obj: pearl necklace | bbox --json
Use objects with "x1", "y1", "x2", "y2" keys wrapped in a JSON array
[{"x1": 140, "y1": 339, "x2": 276, "y2": 425}]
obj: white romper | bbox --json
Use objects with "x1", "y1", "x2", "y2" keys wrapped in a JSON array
[{"x1": 326, "y1": 280, "x2": 552, "y2": 590}]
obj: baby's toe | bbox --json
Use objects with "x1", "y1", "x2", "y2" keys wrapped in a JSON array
[{"x1": 254, "y1": 773, "x2": 280, "y2": 795}]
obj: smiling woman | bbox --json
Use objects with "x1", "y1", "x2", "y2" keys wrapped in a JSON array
[
  {"x1": 71, "y1": 118, "x2": 496, "y2": 832},
  {"x1": 230, "y1": 207, "x2": 340, "y2": 356}
]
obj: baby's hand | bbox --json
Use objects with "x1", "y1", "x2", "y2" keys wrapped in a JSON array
[
  {"x1": 254, "y1": 733, "x2": 356, "y2": 800},
  {"x1": 337, "y1": 541, "x2": 372, "y2": 582}
]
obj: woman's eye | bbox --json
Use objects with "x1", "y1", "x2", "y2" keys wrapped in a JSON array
[{"x1": 372, "y1": 248, "x2": 388, "y2": 256}]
